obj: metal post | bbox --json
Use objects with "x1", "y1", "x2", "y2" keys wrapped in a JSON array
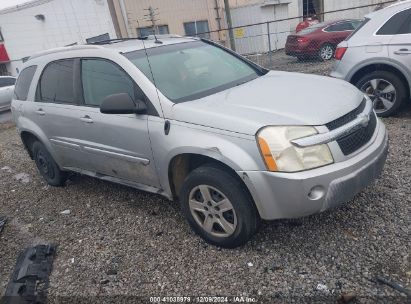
[
  {"x1": 223, "y1": 0, "x2": 236, "y2": 51},
  {"x1": 267, "y1": 22, "x2": 272, "y2": 68}
]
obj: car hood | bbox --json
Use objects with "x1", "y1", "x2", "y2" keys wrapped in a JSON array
[{"x1": 169, "y1": 71, "x2": 364, "y2": 135}]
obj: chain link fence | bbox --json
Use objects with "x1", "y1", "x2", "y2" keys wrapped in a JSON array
[{"x1": 196, "y1": 0, "x2": 398, "y2": 75}]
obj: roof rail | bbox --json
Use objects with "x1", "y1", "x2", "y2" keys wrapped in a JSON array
[
  {"x1": 87, "y1": 38, "x2": 148, "y2": 45},
  {"x1": 28, "y1": 45, "x2": 101, "y2": 61}
]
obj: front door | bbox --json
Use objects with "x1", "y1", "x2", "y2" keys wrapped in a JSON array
[{"x1": 75, "y1": 58, "x2": 160, "y2": 188}]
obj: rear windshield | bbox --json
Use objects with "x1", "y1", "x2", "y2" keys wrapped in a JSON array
[
  {"x1": 298, "y1": 22, "x2": 326, "y2": 35},
  {"x1": 124, "y1": 41, "x2": 262, "y2": 103}
]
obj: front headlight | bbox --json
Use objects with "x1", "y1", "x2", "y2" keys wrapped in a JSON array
[{"x1": 257, "y1": 126, "x2": 334, "y2": 172}]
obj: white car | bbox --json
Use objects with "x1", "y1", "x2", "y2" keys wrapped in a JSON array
[{"x1": 0, "y1": 76, "x2": 16, "y2": 112}]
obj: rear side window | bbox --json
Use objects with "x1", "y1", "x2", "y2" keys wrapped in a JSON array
[
  {"x1": 377, "y1": 8, "x2": 411, "y2": 35},
  {"x1": 81, "y1": 59, "x2": 139, "y2": 107},
  {"x1": 0, "y1": 77, "x2": 16, "y2": 87},
  {"x1": 36, "y1": 59, "x2": 75, "y2": 104},
  {"x1": 14, "y1": 66, "x2": 37, "y2": 101}
]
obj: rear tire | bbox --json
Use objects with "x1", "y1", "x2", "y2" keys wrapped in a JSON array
[
  {"x1": 355, "y1": 71, "x2": 407, "y2": 117},
  {"x1": 180, "y1": 165, "x2": 260, "y2": 248},
  {"x1": 32, "y1": 141, "x2": 67, "y2": 186}
]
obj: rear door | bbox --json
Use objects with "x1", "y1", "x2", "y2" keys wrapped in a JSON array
[
  {"x1": 74, "y1": 58, "x2": 160, "y2": 188},
  {"x1": 30, "y1": 58, "x2": 91, "y2": 169},
  {"x1": 0, "y1": 77, "x2": 16, "y2": 110}
]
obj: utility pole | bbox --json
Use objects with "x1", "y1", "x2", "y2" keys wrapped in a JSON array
[
  {"x1": 143, "y1": 6, "x2": 159, "y2": 35},
  {"x1": 223, "y1": 0, "x2": 236, "y2": 51}
]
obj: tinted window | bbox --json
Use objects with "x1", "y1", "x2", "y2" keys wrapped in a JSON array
[
  {"x1": 36, "y1": 59, "x2": 75, "y2": 104},
  {"x1": 298, "y1": 22, "x2": 325, "y2": 35},
  {"x1": 81, "y1": 59, "x2": 139, "y2": 107},
  {"x1": 0, "y1": 77, "x2": 16, "y2": 87},
  {"x1": 325, "y1": 22, "x2": 354, "y2": 32},
  {"x1": 14, "y1": 66, "x2": 37, "y2": 101},
  {"x1": 377, "y1": 8, "x2": 411, "y2": 35}
]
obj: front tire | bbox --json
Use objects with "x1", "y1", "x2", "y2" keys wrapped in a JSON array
[
  {"x1": 32, "y1": 141, "x2": 67, "y2": 186},
  {"x1": 356, "y1": 71, "x2": 407, "y2": 117},
  {"x1": 180, "y1": 165, "x2": 260, "y2": 248}
]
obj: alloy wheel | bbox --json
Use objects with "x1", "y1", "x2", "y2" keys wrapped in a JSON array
[
  {"x1": 361, "y1": 79, "x2": 397, "y2": 114},
  {"x1": 320, "y1": 45, "x2": 334, "y2": 60},
  {"x1": 188, "y1": 185, "x2": 237, "y2": 238}
]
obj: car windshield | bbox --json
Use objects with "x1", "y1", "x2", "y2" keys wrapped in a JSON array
[{"x1": 124, "y1": 41, "x2": 262, "y2": 103}]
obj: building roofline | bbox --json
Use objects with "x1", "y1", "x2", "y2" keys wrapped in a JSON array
[{"x1": 0, "y1": 0, "x2": 53, "y2": 15}]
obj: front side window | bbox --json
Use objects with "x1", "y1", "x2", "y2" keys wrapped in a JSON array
[
  {"x1": 124, "y1": 41, "x2": 261, "y2": 103},
  {"x1": 14, "y1": 66, "x2": 37, "y2": 101},
  {"x1": 0, "y1": 77, "x2": 16, "y2": 87},
  {"x1": 184, "y1": 21, "x2": 210, "y2": 39},
  {"x1": 81, "y1": 59, "x2": 139, "y2": 107},
  {"x1": 377, "y1": 8, "x2": 411, "y2": 35},
  {"x1": 36, "y1": 59, "x2": 75, "y2": 104}
]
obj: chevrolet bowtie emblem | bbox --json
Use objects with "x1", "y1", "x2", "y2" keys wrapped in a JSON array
[{"x1": 358, "y1": 112, "x2": 370, "y2": 127}]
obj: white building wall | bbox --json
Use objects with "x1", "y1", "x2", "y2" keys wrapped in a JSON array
[{"x1": 0, "y1": 0, "x2": 117, "y2": 76}]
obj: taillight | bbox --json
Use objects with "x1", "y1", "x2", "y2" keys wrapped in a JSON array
[
  {"x1": 297, "y1": 37, "x2": 309, "y2": 44},
  {"x1": 335, "y1": 47, "x2": 348, "y2": 60}
]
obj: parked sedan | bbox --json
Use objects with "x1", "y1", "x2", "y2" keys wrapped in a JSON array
[
  {"x1": 0, "y1": 76, "x2": 16, "y2": 112},
  {"x1": 286, "y1": 19, "x2": 362, "y2": 61}
]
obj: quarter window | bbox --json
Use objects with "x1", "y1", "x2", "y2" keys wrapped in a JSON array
[
  {"x1": 81, "y1": 59, "x2": 141, "y2": 107},
  {"x1": 36, "y1": 59, "x2": 75, "y2": 104},
  {"x1": 14, "y1": 66, "x2": 37, "y2": 101},
  {"x1": 377, "y1": 8, "x2": 411, "y2": 35}
]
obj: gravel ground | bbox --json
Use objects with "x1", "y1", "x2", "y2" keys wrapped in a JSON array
[{"x1": 0, "y1": 55, "x2": 410, "y2": 303}]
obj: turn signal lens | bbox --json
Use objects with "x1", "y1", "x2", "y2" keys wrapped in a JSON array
[{"x1": 258, "y1": 137, "x2": 278, "y2": 171}]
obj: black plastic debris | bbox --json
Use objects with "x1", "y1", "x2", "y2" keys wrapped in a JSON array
[
  {"x1": 1, "y1": 244, "x2": 56, "y2": 304},
  {"x1": 376, "y1": 276, "x2": 411, "y2": 297},
  {"x1": 0, "y1": 216, "x2": 6, "y2": 234}
]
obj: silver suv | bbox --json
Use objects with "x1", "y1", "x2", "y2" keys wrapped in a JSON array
[
  {"x1": 12, "y1": 36, "x2": 388, "y2": 248},
  {"x1": 331, "y1": 0, "x2": 411, "y2": 117}
]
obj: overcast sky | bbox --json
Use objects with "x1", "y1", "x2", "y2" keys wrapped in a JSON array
[{"x1": 0, "y1": 0, "x2": 32, "y2": 10}]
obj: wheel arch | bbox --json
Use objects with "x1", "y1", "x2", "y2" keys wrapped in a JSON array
[
  {"x1": 166, "y1": 153, "x2": 261, "y2": 216},
  {"x1": 349, "y1": 62, "x2": 411, "y2": 98}
]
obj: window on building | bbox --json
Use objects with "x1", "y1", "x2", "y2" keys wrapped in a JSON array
[
  {"x1": 184, "y1": 21, "x2": 210, "y2": 39},
  {"x1": 137, "y1": 25, "x2": 169, "y2": 38},
  {"x1": 86, "y1": 33, "x2": 110, "y2": 44},
  {"x1": 303, "y1": 0, "x2": 324, "y2": 21},
  {"x1": 36, "y1": 60, "x2": 75, "y2": 104},
  {"x1": 0, "y1": 29, "x2": 4, "y2": 42},
  {"x1": 377, "y1": 8, "x2": 411, "y2": 35},
  {"x1": 14, "y1": 66, "x2": 37, "y2": 101},
  {"x1": 81, "y1": 59, "x2": 142, "y2": 107}
]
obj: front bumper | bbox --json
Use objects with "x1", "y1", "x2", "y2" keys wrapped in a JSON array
[{"x1": 239, "y1": 121, "x2": 388, "y2": 220}]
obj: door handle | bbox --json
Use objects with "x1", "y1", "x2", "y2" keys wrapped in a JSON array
[
  {"x1": 80, "y1": 115, "x2": 93, "y2": 123},
  {"x1": 35, "y1": 109, "x2": 45, "y2": 116},
  {"x1": 394, "y1": 49, "x2": 411, "y2": 55}
]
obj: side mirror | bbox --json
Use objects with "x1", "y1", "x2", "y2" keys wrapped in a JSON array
[{"x1": 100, "y1": 93, "x2": 147, "y2": 115}]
